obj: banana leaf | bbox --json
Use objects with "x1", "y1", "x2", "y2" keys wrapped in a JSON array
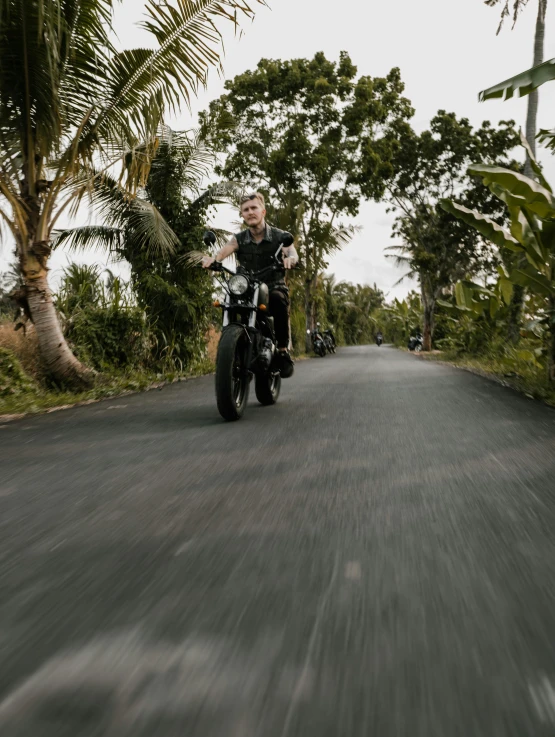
[
  {"x1": 499, "y1": 277, "x2": 514, "y2": 306},
  {"x1": 467, "y1": 165, "x2": 555, "y2": 220},
  {"x1": 510, "y1": 266, "x2": 552, "y2": 298},
  {"x1": 479, "y1": 58, "x2": 555, "y2": 101},
  {"x1": 440, "y1": 199, "x2": 522, "y2": 250}
]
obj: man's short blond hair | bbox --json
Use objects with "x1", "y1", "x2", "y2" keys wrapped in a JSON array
[{"x1": 240, "y1": 192, "x2": 265, "y2": 211}]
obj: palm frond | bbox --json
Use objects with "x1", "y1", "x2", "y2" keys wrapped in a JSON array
[
  {"x1": 80, "y1": 0, "x2": 265, "y2": 189},
  {"x1": 127, "y1": 196, "x2": 180, "y2": 256},
  {"x1": 52, "y1": 225, "x2": 123, "y2": 253}
]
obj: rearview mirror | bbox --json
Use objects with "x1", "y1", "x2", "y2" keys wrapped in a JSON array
[
  {"x1": 281, "y1": 233, "x2": 294, "y2": 248},
  {"x1": 203, "y1": 230, "x2": 216, "y2": 246}
]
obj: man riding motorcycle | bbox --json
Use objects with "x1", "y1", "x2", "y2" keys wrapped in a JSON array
[{"x1": 202, "y1": 192, "x2": 298, "y2": 377}]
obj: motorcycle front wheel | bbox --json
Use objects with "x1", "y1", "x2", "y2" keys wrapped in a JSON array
[
  {"x1": 215, "y1": 325, "x2": 250, "y2": 421},
  {"x1": 255, "y1": 371, "x2": 281, "y2": 405}
]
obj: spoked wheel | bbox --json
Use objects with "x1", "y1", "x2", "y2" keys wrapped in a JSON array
[
  {"x1": 215, "y1": 325, "x2": 250, "y2": 421},
  {"x1": 255, "y1": 370, "x2": 281, "y2": 406}
]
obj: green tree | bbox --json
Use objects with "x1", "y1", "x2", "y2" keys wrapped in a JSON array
[
  {"x1": 0, "y1": 0, "x2": 261, "y2": 386},
  {"x1": 386, "y1": 112, "x2": 520, "y2": 350},
  {"x1": 202, "y1": 51, "x2": 414, "y2": 339}
]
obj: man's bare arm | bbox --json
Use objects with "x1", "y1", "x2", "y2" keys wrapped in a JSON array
[
  {"x1": 282, "y1": 243, "x2": 299, "y2": 269},
  {"x1": 201, "y1": 236, "x2": 238, "y2": 268}
]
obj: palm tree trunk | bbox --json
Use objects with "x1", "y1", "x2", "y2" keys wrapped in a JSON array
[
  {"x1": 18, "y1": 236, "x2": 93, "y2": 388},
  {"x1": 25, "y1": 275, "x2": 94, "y2": 388},
  {"x1": 524, "y1": 0, "x2": 548, "y2": 176}
]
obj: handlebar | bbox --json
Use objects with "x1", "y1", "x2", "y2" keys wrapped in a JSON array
[{"x1": 206, "y1": 256, "x2": 302, "y2": 278}]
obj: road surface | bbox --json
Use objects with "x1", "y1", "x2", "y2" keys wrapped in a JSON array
[{"x1": 1, "y1": 345, "x2": 555, "y2": 737}]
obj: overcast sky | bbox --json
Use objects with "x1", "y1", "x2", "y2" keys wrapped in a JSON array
[{"x1": 2, "y1": 0, "x2": 554, "y2": 299}]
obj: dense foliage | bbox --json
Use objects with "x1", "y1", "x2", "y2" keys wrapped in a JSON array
[{"x1": 118, "y1": 137, "x2": 217, "y2": 371}]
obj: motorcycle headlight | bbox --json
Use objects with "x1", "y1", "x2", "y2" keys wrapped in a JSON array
[{"x1": 228, "y1": 274, "x2": 249, "y2": 296}]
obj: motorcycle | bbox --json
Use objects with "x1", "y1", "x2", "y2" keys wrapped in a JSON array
[
  {"x1": 307, "y1": 328, "x2": 326, "y2": 357},
  {"x1": 408, "y1": 333, "x2": 423, "y2": 352},
  {"x1": 204, "y1": 230, "x2": 295, "y2": 421},
  {"x1": 323, "y1": 328, "x2": 337, "y2": 354},
  {"x1": 375, "y1": 333, "x2": 383, "y2": 347}
]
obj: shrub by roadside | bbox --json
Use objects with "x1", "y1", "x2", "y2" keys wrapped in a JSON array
[
  {"x1": 0, "y1": 316, "x2": 216, "y2": 418},
  {"x1": 0, "y1": 347, "x2": 39, "y2": 399}
]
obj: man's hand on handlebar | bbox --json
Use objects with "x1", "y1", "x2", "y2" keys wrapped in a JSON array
[
  {"x1": 283, "y1": 257, "x2": 297, "y2": 270},
  {"x1": 201, "y1": 255, "x2": 216, "y2": 269}
]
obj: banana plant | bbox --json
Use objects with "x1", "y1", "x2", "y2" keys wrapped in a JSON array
[{"x1": 440, "y1": 155, "x2": 555, "y2": 379}]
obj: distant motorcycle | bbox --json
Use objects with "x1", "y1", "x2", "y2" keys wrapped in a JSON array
[
  {"x1": 323, "y1": 329, "x2": 336, "y2": 354},
  {"x1": 308, "y1": 328, "x2": 326, "y2": 357},
  {"x1": 408, "y1": 333, "x2": 423, "y2": 352},
  {"x1": 375, "y1": 333, "x2": 383, "y2": 347}
]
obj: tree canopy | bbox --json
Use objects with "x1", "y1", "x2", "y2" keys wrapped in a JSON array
[{"x1": 201, "y1": 51, "x2": 414, "y2": 329}]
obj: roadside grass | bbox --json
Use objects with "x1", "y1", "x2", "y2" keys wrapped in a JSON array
[{"x1": 416, "y1": 349, "x2": 555, "y2": 408}]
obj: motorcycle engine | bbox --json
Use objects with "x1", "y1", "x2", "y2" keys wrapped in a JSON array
[{"x1": 257, "y1": 338, "x2": 273, "y2": 370}]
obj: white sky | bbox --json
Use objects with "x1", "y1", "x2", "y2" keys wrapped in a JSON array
[{"x1": 2, "y1": 0, "x2": 555, "y2": 299}]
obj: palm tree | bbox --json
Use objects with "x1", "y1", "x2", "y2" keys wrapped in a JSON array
[
  {"x1": 0, "y1": 0, "x2": 261, "y2": 387},
  {"x1": 485, "y1": 0, "x2": 548, "y2": 174}
]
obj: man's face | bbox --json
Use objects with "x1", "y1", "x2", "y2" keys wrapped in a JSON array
[{"x1": 241, "y1": 199, "x2": 266, "y2": 228}]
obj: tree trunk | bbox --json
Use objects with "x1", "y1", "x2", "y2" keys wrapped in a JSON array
[
  {"x1": 422, "y1": 303, "x2": 434, "y2": 352},
  {"x1": 25, "y1": 276, "x2": 94, "y2": 388},
  {"x1": 304, "y1": 274, "x2": 319, "y2": 353},
  {"x1": 506, "y1": 283, "x2": 525, "y2": 343},
  {"x1": 18, "y1": 237, "x2": 94, "y2": 388},
  {"x1": 549, "y1": 295, "x2": 555, "y2": 382},
  {"x1": 524, "y1": 0, "x2": 547, "y2": 176},
  {"x1": 421, "y1": 284, "x2": 435, "y2": 352},
  {"x1": 304, "y1": 279, "x2": 312, "y2": 353}
]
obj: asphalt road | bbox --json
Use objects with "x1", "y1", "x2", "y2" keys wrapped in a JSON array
[{"x1": 1, "y1": 345, "x2": 555, "y2": 737}]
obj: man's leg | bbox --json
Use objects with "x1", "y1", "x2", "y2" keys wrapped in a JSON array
[
  {"x1": 269, "y1": 289, "x2": 290, "y2": 349},
  {"x1": 269, "y1": 289, "x2": 294, "y2": 377}
]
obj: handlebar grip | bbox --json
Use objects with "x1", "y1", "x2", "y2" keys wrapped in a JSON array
[{"x1": 209, "y1": 261, "x2": 223, "y2": 272}]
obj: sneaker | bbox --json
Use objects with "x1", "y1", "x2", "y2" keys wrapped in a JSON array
[{"x1": 277, "y1": 350, "x2": 294, "y2": 379}]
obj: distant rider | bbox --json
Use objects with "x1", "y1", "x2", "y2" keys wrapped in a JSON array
[{"x1": 202, "y1": 192, "x2": 298, "y2": 377}]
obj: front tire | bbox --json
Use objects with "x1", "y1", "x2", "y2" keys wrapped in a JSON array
[
  {"x1": 255, "y1": 371, "x2": 281, "y2": 405},
  {"x1": 215, "y1": 325, "x2": 250, "y2": 421}
]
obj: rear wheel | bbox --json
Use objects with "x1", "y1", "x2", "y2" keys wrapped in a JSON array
[
  {"x1": 215, "y1": 325, "x2": 250, "y2": 421},
  {"x1": 255, "y1": 371, "x2": 281, "y2": 405}
]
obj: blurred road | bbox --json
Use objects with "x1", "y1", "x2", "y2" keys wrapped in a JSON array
[{"x1": 1, "y1": 345, "x2": 555, "y2": 736}]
